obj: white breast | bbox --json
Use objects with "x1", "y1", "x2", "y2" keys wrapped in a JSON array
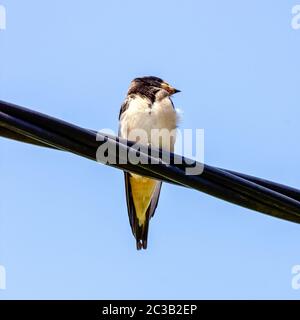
[{"x1": 119, "y1": 95, "x2": 178, "y2": 151}]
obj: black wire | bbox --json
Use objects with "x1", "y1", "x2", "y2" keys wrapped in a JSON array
[
  {"x1": 1, "y1": 100, "x2": 300, "y2": 224},
  {"x1": 3, "y1": 122, "x2": 300, "y2": 203},
  {"x1": 2, "y1": 110, "x2": 300, "y2": 223},
  {"x1": 220, "y1": 169, "x2": 300, "y2": 202}
]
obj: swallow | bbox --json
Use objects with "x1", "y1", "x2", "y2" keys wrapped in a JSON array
[{"x1": 118, "y1": 76, "x2": 180, "y2": 250}]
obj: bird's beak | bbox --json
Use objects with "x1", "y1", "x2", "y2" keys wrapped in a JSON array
[
  {"x1": 161, "y1": 82, "x2": 181, "y2": 95},
  {"x1": 173, "y1": 88, "x2": 181, "y2": 94}
]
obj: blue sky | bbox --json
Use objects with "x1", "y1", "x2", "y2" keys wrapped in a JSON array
[{"x1": 1, "y1": 0, "x2": 300, "y2": 299}]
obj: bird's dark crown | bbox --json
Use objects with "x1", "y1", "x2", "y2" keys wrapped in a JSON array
[
  {"x1": 127, "y1": 76, "x2": 180, "y2": 103},
  {"x1": 133, "y1": 76, "x2": 164, "y2": 88}
]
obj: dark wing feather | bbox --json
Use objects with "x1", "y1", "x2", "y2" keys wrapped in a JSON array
[
  {"x1": 119, "y1": 98, "x2": 129, "y2": 120},
  {"x1": 124, "y1": 171, "x2": 136, "y2": 233},
  {"x1": 149, "y1": 181, "x2": 162, "y2": 218}
]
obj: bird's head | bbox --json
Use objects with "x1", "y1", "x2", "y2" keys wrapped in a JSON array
[{"x1": 129, "y1": 76, "x2": 180, "y2": 97}]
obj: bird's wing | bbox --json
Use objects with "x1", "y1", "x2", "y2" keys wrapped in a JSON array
[
  {"x1": 149, "y1": 181, "x2": 162, "y2": 218},
  {"x1": 119, "y1": 98, "x2": 129, "y2": 120},
  {"x1": 124, "y1": 171, "x2": 136, "y2": 232}
]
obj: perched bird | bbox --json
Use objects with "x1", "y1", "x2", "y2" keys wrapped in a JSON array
[{"x1": 118, "y1": 76, "x2": 180, "y2": 250}]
